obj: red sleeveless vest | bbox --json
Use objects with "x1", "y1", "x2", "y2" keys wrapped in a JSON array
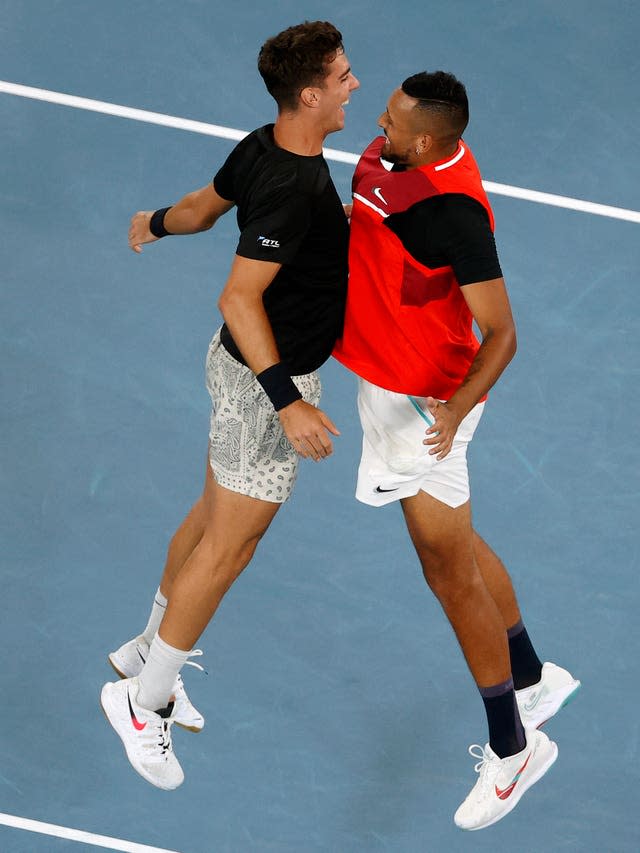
[{"x1": 333, "y1": 136, "x2": 495, "y2": 398}]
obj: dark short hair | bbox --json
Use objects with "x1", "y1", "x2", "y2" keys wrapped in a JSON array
[
  {"x1": 258, "y1": 21, "x2": 343, "y2": 111},
  {"x1": 401, "y1": 71, "x2": 469, "y2": 138}
]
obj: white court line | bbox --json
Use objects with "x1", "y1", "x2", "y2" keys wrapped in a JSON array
[
  {"x1": 1, "y1": 79, "x2": 639, "y2": 224},
  {"x1": 0, "y1": 812, "x2": 181, "y2": 853}
]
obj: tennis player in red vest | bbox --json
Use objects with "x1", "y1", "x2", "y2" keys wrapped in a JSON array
[{"x1": 334, "y1": 72, "x2": 579, "y2": 831}]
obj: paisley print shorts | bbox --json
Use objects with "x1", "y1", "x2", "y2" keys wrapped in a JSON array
[{"x1": 205, "y1": 329, "x2": 321, "y2": 503}]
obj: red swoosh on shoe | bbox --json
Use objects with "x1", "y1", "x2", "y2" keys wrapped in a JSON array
[{"x1": 495, "y1": 751, "x2": 531, "y2": 799}]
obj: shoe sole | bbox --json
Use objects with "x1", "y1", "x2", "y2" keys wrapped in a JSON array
[
  {"x1": 100, "y1": 683, "x2": 184, "y2": 791},
  {"x1": 173, "y1": 721, "x2": 204, "y2": 734},
  {"x1": 107, "y1": 654, "x2": 135, "y2": 680},
  {"x1": 533, "y1": 681, "x2": 581, "y2": 729},
  {"x1": 460, "y1": 740, "x2": 559, "y2": 831},
  {"x1": 107, "y1": 655, "x2": 204, "y2": 734}
]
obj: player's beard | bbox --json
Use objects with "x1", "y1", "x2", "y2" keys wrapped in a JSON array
[{"x1": 381, "y1": 138, "x2": 412, "y2": 166}]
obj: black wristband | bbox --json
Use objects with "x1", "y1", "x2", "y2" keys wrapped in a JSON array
[
  {"x1": 256, "y1": 363, "x2": 302, "y2": 411},
  {"x1": 149, "y1": 207, "x2": 173, "y2": 238}
]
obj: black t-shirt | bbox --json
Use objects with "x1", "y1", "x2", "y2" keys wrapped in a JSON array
[
  {"x1": 213, "y1": 125, "x2": 349, "y2": 374},
  {"x1": 384, "y1": 192, "x2": 503, "y2": 285}
]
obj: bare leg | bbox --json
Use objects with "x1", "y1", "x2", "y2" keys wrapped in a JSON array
[
  {"x1": 472, "y1": 531, "x2": 521, "y2": 630},
  {"x1": 158, "y1": 471, "x2": 281, "y2": 651},
  {"x1": 157, "y1": 458, "x2": 213, "y2": 600},
  {"x1": 401, "y1": 492, "x2": 510, "y2": 688}
]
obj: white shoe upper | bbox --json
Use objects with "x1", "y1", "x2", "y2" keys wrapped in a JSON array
[
  {"x1": 516, "y1": 661, "x2": 580, "y2": 730},
  {"x1": 101, "y1": 677, "x2": 184, "y2": 790},
  {"x1": 454, "y1": 728, "x2": 558, "y2": 831},
  {"x1": 108, "y1": 636, "x2": 205, "y2": 732}
]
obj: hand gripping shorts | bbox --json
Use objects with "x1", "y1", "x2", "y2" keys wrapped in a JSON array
[{"x1": 356, "y1": 378, "x2": 484, "y2": 509}]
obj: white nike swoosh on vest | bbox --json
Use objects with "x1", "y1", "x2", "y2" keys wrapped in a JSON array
[{"x1": 372, "y1": 187, "x2": 388, "y2": 205}]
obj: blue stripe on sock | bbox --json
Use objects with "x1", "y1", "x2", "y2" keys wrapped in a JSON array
[{"x1": 479, "y1": 677, "x2": 515, "y2": 699}]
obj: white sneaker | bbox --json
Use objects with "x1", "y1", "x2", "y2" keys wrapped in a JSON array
[
  {"x1": 108, "y1": 636, "x2": 205, "y2": 733},
  {"x1": 454, "y1": 729, "x2": 558, "y2": 831},
  {"x1": 516, "y1": 662, "x2": 581, "y2": 730},
  {"x1": 101, "y1": 677, "x2": 184, "y2": 790}
]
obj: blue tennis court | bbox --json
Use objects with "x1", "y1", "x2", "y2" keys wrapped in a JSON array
[{"x1": 2, "y1": 2, "x2": 639, "y2": 851}]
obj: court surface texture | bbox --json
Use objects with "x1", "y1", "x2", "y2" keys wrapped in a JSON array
[{"x1": 1, "y1": 2, "x2": 639, "y2": 851}]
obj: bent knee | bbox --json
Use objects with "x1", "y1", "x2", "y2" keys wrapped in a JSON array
[
  {"x1": 199, "y1": 528, "x2": 265, "y2": 580},
  {"x1": 420, "y1": 549, "x2": 478, "y2": 596},
  {"x1": 427, "y1": 569, "x2": 486, "y2": 611}
]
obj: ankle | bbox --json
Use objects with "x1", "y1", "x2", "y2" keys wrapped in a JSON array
[{"x1": 479, "y1": 677, "x2": 526, "y2": 759}]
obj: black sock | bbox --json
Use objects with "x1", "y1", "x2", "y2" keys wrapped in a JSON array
[
  {"x1": 507, "y1": 620, "x2": 543, "y2": 690},
  {"x1": 479, "y1": 678, "x2": 526, "y2": 759},
  {"x1": 155, "y1": 700, "x2": 175, "y2": 718}
]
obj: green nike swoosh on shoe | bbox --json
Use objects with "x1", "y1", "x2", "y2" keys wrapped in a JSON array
[{"x1": 516, "y1": 661, "x2": 581, "y2": 729}]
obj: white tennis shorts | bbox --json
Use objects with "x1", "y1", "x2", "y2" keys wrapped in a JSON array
[{"x1": 356, "y1": 378, "x2": 484, "y2": 509}]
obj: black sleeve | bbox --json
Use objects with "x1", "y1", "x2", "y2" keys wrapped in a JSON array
[
  {"x1": 212, "y1": 146, "x2": 240, "y2": 201},
  {"x1": 432, "y1": 195, "x2": 503, "y2": 285},
  {"x1": 235, "y1": 165, "x2": 314, "y2": 265},
  {"x1": 386, "y1": 194, "x2": 503, "y2": 285}
]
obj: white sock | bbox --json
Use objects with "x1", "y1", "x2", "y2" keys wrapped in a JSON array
[
  {"x1": 137, "y1": 634, "x2": 191, "y2": 711},
  {"x1": 141, "y1": 587, "x2": 168, "y2": 647}
]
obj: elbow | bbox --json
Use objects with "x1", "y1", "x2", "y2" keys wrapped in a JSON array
[
  {"x1": 484, "y1": 322, "x2": 517, "y2": 366},
  {"x1": 217, "y1": 287, "x2": 240, "y2": 322},
  {"x1": 507, "y1": 325, "x2": 517, "y2": 362},
  {"x1": 500, "y1": 325, "x2": 517, "y2": 370},
  {"x1": 197, "y1": 212, "x2": 217, "y2": 232},
  {"x1": 217, "y1": 289, "x2": 230, "y2": 318}
]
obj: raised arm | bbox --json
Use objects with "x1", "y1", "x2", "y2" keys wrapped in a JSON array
[{"x1": 128, "y1": 183, "x2": 235, "y2": 253}]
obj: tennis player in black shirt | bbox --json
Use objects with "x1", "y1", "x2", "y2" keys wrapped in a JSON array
[{"x1": 101, "y1": 21, "x2": 359, "y2": 789}]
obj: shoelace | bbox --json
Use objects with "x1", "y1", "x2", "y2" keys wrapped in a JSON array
[
  {"x1": 468, "y1": 743, "x2": 489, "y2": 772},
  {"x1": 175, "y1": 649, "x2": 207, "y2": 692},
  {"x1": 183, "y1": 648, "x2": 207, "y2": 675},
  {"x1": 158, "y1": 719, "x2": 173, "y2": 755},
  {"x1": 136, "y1": 710, "x2": 174, "y2": 762},
  {"x1": 467, "y1": 744, "x2": 499, "y2": 795},
  {"x1": 135, "y1": 642, "x2": 206, "y2": 675}
]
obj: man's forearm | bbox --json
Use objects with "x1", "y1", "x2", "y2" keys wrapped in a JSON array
[
  {"x1": 164, "y1": 192, "x2": 217, "y2": 234},
  {"x1": 447, "y1": 326, "x2": 517, "y2": 420},
  {"x1": 218, "y1": 291, "x2": 281, "y2": 375},
  {"x1": 220, "y1": 293, "x2": 304, "y2": 412}
]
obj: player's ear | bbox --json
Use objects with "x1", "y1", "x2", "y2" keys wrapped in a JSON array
[
  {"x1": 416, "y1": 133, "x2": 433, "y2": 155},
  {"x1": 300, "y1": 87, "x2": 320, "y2": 108}
]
